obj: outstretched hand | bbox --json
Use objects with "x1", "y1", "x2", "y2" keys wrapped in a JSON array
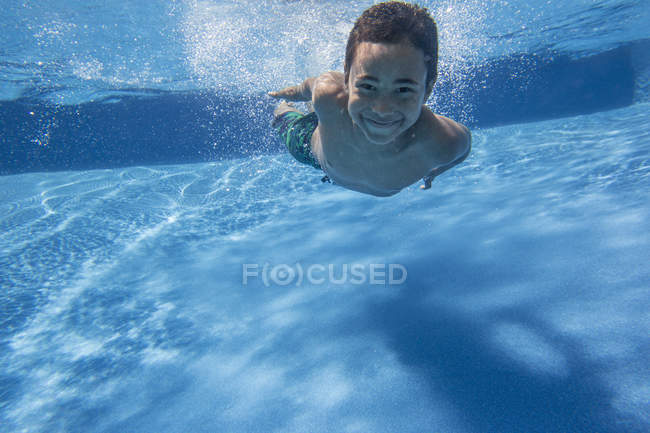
[
  {"x1": 268, "y1": 78, "x2": 314, "y2": 102},
  {"x1": 420, "y1": 173, "x2": 436, "y2": 190},
  {"x1": 268, "y1": 85, "x2": 309, "y2": 101}
]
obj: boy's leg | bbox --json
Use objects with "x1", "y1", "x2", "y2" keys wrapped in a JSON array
[
  {"x1": 272, "y1": 101, "x2": 301, "y2": 127},
  {"x1": 272, "y1": 105, "x2": 321, "y2": 170}
]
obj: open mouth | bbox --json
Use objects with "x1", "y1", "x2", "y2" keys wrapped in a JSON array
[{"x1": 364, "y1": 116, "x2": 401, "y2": 130}]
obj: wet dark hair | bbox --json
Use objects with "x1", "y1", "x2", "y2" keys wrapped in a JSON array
[{"x1": 344, "y1": 1, "x2": 438, "y2": 95}]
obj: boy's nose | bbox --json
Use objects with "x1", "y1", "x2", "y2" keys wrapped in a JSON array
[{"x1": 372, "y1": 95, "x2": 395, "y2": 115}]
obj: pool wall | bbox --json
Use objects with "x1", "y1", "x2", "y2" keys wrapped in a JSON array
[
  {"x1": 1, "y1": 39, "x2": 648, "y2": 175},
  {"x1": 632, "y1": 40, "x2": 650, "y2": 103}
]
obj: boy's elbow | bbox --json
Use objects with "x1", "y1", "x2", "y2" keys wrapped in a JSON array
[
  {"x1": 455, "y1": 125, "x2": 471, "y2": 161},
  {"x1": 464, "y1": 126, "x2": 472, "y2": 151},
  {"x1": 439, "y1": 125, "x2": 471, "y2": 166}
]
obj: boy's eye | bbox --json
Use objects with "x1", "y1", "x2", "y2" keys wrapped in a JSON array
[
  {"x1": 397, "y1": 87, "x2": 414, "y2": 93},
  {"x1": 358, "y1": 83, "x2": 376, "y2": 91}
]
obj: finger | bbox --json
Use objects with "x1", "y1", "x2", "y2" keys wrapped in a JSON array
[{"x1": 268, "y1": 90, "x2": 295, "y2": 100}]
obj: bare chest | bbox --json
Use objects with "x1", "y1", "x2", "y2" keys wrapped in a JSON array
[{"x1": 312, "y1": 123, "x2": 431, "y2": 193}]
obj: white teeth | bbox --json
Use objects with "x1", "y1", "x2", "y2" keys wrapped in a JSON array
[{"x1": 366, "y1": 117, "x2": 399, "y2": 128}]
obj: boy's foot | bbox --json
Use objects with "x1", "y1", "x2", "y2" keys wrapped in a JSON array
[
  {"x1": 272, "y1": 101, "x2": 301, "y2": 127},
  {"x1": 274, "y1": 101, "x2": 300, "y2": 117}
]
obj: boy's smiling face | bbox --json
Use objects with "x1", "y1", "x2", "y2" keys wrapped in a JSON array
[{"x1": 347, "y1": 40, "x2": 429, "y2": 146}]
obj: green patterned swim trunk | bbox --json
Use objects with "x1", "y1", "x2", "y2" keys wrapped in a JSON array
[{"x1": 273, "y1": 111, "x2": 322, "y2": 170}]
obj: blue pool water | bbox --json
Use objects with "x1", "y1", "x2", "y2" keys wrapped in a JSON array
[{"x1": 1, "y1": 1, "x2": 650, "y2": 432}]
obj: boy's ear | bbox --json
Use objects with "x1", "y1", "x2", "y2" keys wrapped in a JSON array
[{"x1": 424, "y1": 81, "x2": 435, "y2": 102}]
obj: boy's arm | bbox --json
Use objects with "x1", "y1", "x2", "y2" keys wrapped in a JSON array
[
  {"x1": 421, "y1": 115, "x2": 472, "y2": 190},
  {"x1": 268, "y1": 72, "x2": 345, "y2": 107},
  {"x1": 268, "y1": 77, "x2": 316, "y2": 101}
]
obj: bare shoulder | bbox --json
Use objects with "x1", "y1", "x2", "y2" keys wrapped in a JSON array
[
  {"x1": 313, "y1": 71, "x2": 344, "y2": 92},
  {"x1": 312, "y1": 71, "x2": 347, "y2": 117},
  {"x1": 418, "y1": 107, "x2": 471, "y2": 165}
]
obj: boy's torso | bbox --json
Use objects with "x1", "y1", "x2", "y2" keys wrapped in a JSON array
[
  {"x1": 311, "y1": 115, "x2": 433, "y2": 196},
  {"x1": 310, "y1": 79, "x2": 448, "y2": 196}
]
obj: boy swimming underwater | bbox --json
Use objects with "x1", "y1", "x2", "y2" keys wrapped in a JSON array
[{"x1": 269, "y1": 1, "x2": 471, "y2": 197}]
